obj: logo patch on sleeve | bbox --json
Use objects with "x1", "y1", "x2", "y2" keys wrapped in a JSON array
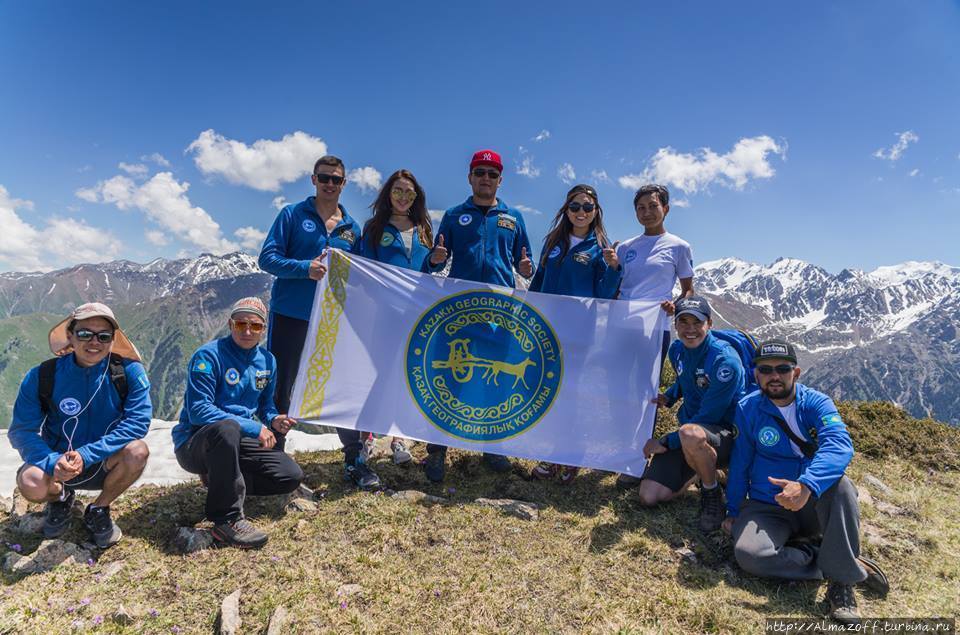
[
  {"x1": 459, "y1": 214, "x2": 472, "y2": 226},
  {"x1": 224, "y1": 368, "x2": 241, "y2": 385},
  {"x1": 548, "y1": 245, "x2": 562, "y2": 259},
  {"x1": 380, "y1": 233, "x2": 395, "y2": 247},
  {"x1": 193, "y1": 360, "x2": 212, "y2": 374},
  {"x1": 59, "y1": 398, "x2": 82, "y2": 416},
  {"x1": 301, "y1": 219, "x2": 317, "y2": 233},
  {"x1": 137, "y1": 375, "x2": 150, "y2": 389},
  {"x1": 822, "y1": 414, "x2": 843, "y2": 426},
  {"x1": 716, "y1": 364, "x2": 734, "y2": 382}
]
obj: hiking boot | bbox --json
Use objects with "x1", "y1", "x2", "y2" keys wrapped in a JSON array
[
  {"x1": 424, "y1": 449, "x2": 446, "y2": 483},
  {"x1": 391, "y1": 439, "x2": 413, "y2": 465},
  {"x1": 360, "y1": 432, "x2": 377, "y2": 463},
  {"x1": 558, "y1": 466, "x2": 580, "y2": 485},
  {"x1": 616, "y1": 473, "x2": 643, "y2": 489},
  {"x1": 698, "y1": 485, "x2": 726, "y2": 532},
  {"x1": 857, "y1": 556, "x2": 890, "y2": 598},
  {"x1": 211, "y1": 518, "x2": 268, "y2": 549},
  {"x1": 83, "y1": 504, "x2": 122, "y2": 548},
  {"x1": 826, "y1": 582, "x2": 860, "y2": 623},
  {"x1": 530, "y1": 462, "x2": 558, "y2": 480},
  {"x1": 482, "y1": 452, "x2": 512, "y2": 473},
  {"x1": 345, "y1": 459, "x2": 382, "y2": 491},
  {"x1": 43, "y1": 487, "x2": 75, "y2": 538}
]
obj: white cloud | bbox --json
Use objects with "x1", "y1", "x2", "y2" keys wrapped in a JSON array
[
  {"x1": 348, "y1": 166, "x2": 382, "y2": 193},
  {"x1": 119, "y1": 162, "x2": 149, "y2": 177},
  {"x1": 590, "y1": 169, "x2": 611, "y2": 184},
  {"x1": 909, "y1": 168, "x2": 920, "y2": 177},
  {"x1": 0, "y1": 184, "x2": 120, "y2": 271},
  {"x1": 515, "y1": 146, "x2": 541, "y2": 179},
  {"x1": 186, "y1": 129, "x2": 328, "y2": 192},
  {"x1": 619, "y1": 135, "x2": 786, "y2": 195},
  {"x1": 429, "y1": 209, "x2": 445, "y2": 223},
  {"x1": 672, "y1": 199, "x2": 691, "y2": 208},
  {"x1": 234, "y1": 226, "x2": 266, "y2": 252},
  {"x1": 75, "y1": 186, "x2": 100, "y2": 203},
  {"x1": 141, "y1": 152, "x2": 171, "y2": 167},
  {"x1": 145, "y1": 230, "x2": 170, "y2": 246},
  {"x1": 78, "y1": 172, "x2": 239, "y2": 254},
  {"x1": 873, "y1": 130, "x2": 918, "y2": 161},
  {"x1": 271, "y1": 196, "x2": 288, "y2": 210},
  {"x1": 533, "y1": 129, "x2": 551, "y2": 143},
  {"x1": 515, "y1": 204, "x2": 542, "y2": 216},
  {"x1": 557, "y1": 163, "x2": 576, "y2": 184}
]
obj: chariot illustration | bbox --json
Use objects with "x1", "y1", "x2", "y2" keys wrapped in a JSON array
[{"x1": 431, "y1": 338, "x2": 536, "y2": 390}]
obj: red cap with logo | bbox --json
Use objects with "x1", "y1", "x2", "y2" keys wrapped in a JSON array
[{"x1": 470, "y1": 149, "x2": 503, "y2": 172}]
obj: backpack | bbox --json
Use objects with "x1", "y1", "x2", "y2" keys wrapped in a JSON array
[
  {"x1": 710, "y1": 329, "x2": 760, "y2": 394},
  {"x1": 38, "y1": 353, "x2": 129, "y2": 416}
]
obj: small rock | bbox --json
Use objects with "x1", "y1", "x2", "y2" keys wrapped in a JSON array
[
  {"x1": 11, "y1": 488, "x2": 30, "y2": 516},
  {"x1": 113, "y1": 604, "x2": 134, "y2": 625},
  {"x1": 674, "y1": 547, "x2": 697, "y2": 562},
  {"x1": 336, "y1": 583, "x2": 364, "y2": 597},
  {"x1": 862, "y1": 522, "x2": 891, "y2": 548},
  {"x1": 474, "y1": 498, "x2": 540, "y2": 521},
  {"x1": 0, "y1": 495, "x2": 12, "y2": 516},
  {"x1": 856, "y1": 486, "x2": 874, "y2": 506},
  {"x1": 266, "y1": 605, "x2": 289, "y2": 635},
  {"x1": 9, "y1": 512, "x2": 45, "y2": 535},
  {"x1": 219, "y1": 589, "x2": 242, "y2": 635},
  {"x1": 392, "y1": 490, "x2": 449, "y2": 505},
  {"x1": 2, "y1": 539, "x2": 92, "y2": 575},
  {"x1": 864, "y1": 475, "x2": 892, "y2": 495},
  {"x1": 295, "y1": 520, "x2": 310, "y2": 533},
  {"x1": 171, "y1": 527, "x2": 214, "y2": 554},
  {"x1": 285, "y1": 497, "x2": 318, "y2": 513},
  {"x1": 875, "y1": 500, "x2": 907, "y2": 516},
  {"x1": 101, "y1": 561, "x2": 125, "y2": 580},
  {"x1": 294, "y1": 484, "x2": 316, "y2": 499}
]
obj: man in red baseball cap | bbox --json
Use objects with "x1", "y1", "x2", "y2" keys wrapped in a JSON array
[{"x1": 421, "y1": 149, "x2": 535, "y2": 482}]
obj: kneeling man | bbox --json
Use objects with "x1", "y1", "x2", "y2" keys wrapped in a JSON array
[
  {"x1": 173, "y1": 297, "x2": 303, "y2": 549},
  {"x1": 9, "y1": 303, "x2": 152, "y2": 548},
  {"x1": 723, "y1": 339, "x2": 889, "y2": 623}
]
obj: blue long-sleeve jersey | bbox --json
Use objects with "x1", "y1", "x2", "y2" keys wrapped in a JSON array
[
  {"x1": 424, "y1": 197, "x2": 533, "y2": 287},
  {"x1": 529, "y1": 232, "x2": 621, "y2": 299},
  {"x1": 258, "y1": 197, "x2": 362, "y2": 321},
  {"x1": 660, "y1": 332, "x2": 745, "y2": 450},
  {"x1": 359, "y1": 223, "x2": 432, "y2": 271},
  {"x1": 173, "y1": 336, "x2": 280, "y2": 450},
  {"x1": 726, "y1": 383, "x2": 854, "y2": 517},
  {"x1": 9, "y1": 354, "x2": 152, "y2": 475}
]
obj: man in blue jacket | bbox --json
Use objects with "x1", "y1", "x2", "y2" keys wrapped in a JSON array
[
  {"x1": 9, "y1": 302, "x2": 152, "y2": 548},
  {"x1": 722, "y1": 339, "x2": 889, "y2": 623},
  {"x1": 422, "y1": 149, "x2": 535, "y2": 482},
  {"x1": 639, "y1": 296, "x2": 745, "y2": 532},
  {"x1": 173, "y1": 297, "x2": 304, "y2": 549},
  {"x1": 258, "y1": 156, "x2": 379, "y2": 491}
]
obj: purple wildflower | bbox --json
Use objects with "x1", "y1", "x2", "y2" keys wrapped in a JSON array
[
  {"x1": 270, "y1": 556, "x2": 281, "y2": 562},
  {"x1": 93, "y1": 615, "x2": 103, "y2": 625},
  {"x1": 171, "y1": 627, "x2": 182, "y2": 634},
  {"x1": 86, "y1": 558, "x2": 94, "y2": 566},
  {"x1": 339, "y1": 600, "x2": 348, "y2": 609},
  {"x1": 447, "y1": 487, "x2": 456, "y2": 494},
  {"x1": 149, "y1": 608, "x2": 160, "y2": 618},
  {"x1": 434, "y1": 589, "x2": 441, "y2": 597},
  {"x1": 71, "y1": 619, "x2": 83, "y2": 628},
  {"x1": 10, "y1": 543, "x2": 22, "y2": 553},
  {"x1": 80, "y1": 598, "x2": 91, "y2": 606},
  {"x1": 67, "y1": 606, "x2": 76, "y2": 614}
]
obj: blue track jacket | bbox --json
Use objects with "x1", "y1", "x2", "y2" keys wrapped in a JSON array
[
  {"x1": 173, "y1": 336, "x2": 280, "y2": 450},
  {"x1": 726, "y1": 383, "x2": 854, "y2": 517},
  {"x1": 424, "y1": 197, "x2": 533, "y2": 287},
  {"x1": 258, "y1": 197, "x2": 362, "y2": 321},
  {"x1": 660, "y1": 332, "x2": 746, "y2": 450},
  {"x1": 529, "y1": 232, "x2": 621, "y2": 299},
  {"x1": 9, "y1": 355, "x2": 152, "y2": 475},
  {"x1": 359, "y1": 223, "x2": 432, "y2": 271}
]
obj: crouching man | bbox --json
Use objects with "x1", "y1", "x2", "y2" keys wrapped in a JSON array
[
  {"x1": 9, "y1": 303, "x2": 152, "y2": 548},
  {"x1": 172, "y1": 297, "x2": 303, "y2": 549},
  {"x1": 723, "y1": 339, "x2": 890, "y2": 623}
]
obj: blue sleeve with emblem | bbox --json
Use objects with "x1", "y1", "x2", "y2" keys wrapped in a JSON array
[
  {"x1": 797, "y1": 395, "x2": 854, "y2": 498},
  {"x1": 75, "y1": 362, "x2": 152, "y2": 469},
  {"x1": 424, "y1": 213, "x2": 452, "y2": 272},
  {"x1": 512, "y1": 213, "x2": 533, "y2": 277},
  {"x1": 688, "y1": 352, "x2": 744, "y2": 425},
  {"x1": 9, "y1": 368, "x2": 62, "y2": 475},
  {"x1": 256, "y1": 357, "x2": 280, "y2": 426},
  {"x1": 259, "y1": 208, "x2": 311, "y2": 279},
  {"x1": 726, "y1": 401, "x2": 755, "y2": 517},
  {"x1": 184, "y1": 350, "x2": 262, "y2": 438},
  {"x1": 593, "y1": 251, "x2": 621, "y2": 299}
]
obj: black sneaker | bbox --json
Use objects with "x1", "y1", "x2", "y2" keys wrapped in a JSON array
[
  {"x1": 43, "y1": 488, "x2": 75, "y2": 538},
  {"x1": 345, "y1": 459, "x2": 381, "y2": 491},
  {"x1": 83, "y1": 504, "x2": 123, "y2": 548},
  {"x1": 482, "y1": 452, "x2": 512, "y2": 473},
  {"x1": 424, "y1": 449, "x2": 447, "y2": 483},
  {"x1": 827, "y1": 582, "x2": 860, "y2": 623},
  {"x1": 211, "y1": 518, "x2": 268, "y2": 549},
  {"x1": 698, "y1": 485, "x2": 726, "y2": 532}
]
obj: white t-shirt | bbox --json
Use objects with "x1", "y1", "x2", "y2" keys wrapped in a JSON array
[
  {"x1": 399, "y1": 227, "x2": 415, "y2": 255},
  {"x1": 776, "y1": 402, "x2": 805, "y2": 457},
  {"x1": 616, "y1": 232, "x2": 694, "y2": 325},
  {"x1": 568, "y1": 235, "x2": 585, "y2": 249}
]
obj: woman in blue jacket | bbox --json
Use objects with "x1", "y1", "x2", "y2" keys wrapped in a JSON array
[
  {"x1": 529, "y1": 184, "x2": 621, "y2": 484},
  {"x1": 359, "y1": 169, "x2": 435, "y2": 465}
]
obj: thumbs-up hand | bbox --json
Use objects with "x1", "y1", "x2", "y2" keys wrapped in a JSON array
[
  {"x1": 308, "y1": 249, "x2": 328, "y2": 281},
  {"x1": 518, "y1": 246, "x2": 533, "y2": 278},
  {"x1": 603, "y1": 241, "x2": 621, "y2": 269},
  {"x1": 430, "y1": 234, "x2": 448, "y2": 265},
  {"x1": 768, "y1": 476, "x2": 810, "y2": 511}
]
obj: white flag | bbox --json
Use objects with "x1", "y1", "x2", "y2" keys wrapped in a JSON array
[{"x1": 290, "y1": 250, "x2": 666, "y2": 475}]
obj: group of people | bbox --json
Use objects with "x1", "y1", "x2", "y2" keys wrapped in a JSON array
[{"x1": 7, "y1": 149, "x2": 889, "y2": 622}]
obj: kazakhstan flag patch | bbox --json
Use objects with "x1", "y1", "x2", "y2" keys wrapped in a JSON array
[{"x1": 193, "y1": 360, "x2": 212, "y2": 374}]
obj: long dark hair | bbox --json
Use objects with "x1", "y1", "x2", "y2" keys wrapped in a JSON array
[
  {"x1": 540, "y1": 184, "x2": 610, "y2": 265},
  {"x1": 364, "y1": 169, "x2": 434, "y2": 251}
]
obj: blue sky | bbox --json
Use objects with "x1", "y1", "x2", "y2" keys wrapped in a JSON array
[{"x1": 1, "y1": 1, "x2": 958, "y2": 274}]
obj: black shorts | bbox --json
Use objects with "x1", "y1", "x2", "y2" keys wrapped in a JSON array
[
  {"x1": 17, "y1": 460, "x2": 110, "y2": 491},
  {"x1": 642, "y1": 423, "x2": 735, "y2": 493}
]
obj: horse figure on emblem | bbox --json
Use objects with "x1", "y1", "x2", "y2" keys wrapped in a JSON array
[{"x1": 432, "y1": 338, "x2": 536, "y2": 390}]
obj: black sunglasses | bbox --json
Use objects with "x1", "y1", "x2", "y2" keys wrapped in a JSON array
[
  {"x1": 757, "y1": 364, "x2": 796, "y2": 375},
  {"x1": 567, "y1": 202, "x2": 596, "y2": 213},
  {"x1": 471, "y1": 168, "x2": 501, "y2": 179},
  {"x1": 314, "y1": 173, "x2": 345, "y2": 185},
  {"x1": 74, "y1": 329, "x2": 115, "y2": 344}
]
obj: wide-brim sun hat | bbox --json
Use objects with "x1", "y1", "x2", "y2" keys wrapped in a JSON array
[{"x1": 48, "y1": 301, "x2": 142, "y2": 362}]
